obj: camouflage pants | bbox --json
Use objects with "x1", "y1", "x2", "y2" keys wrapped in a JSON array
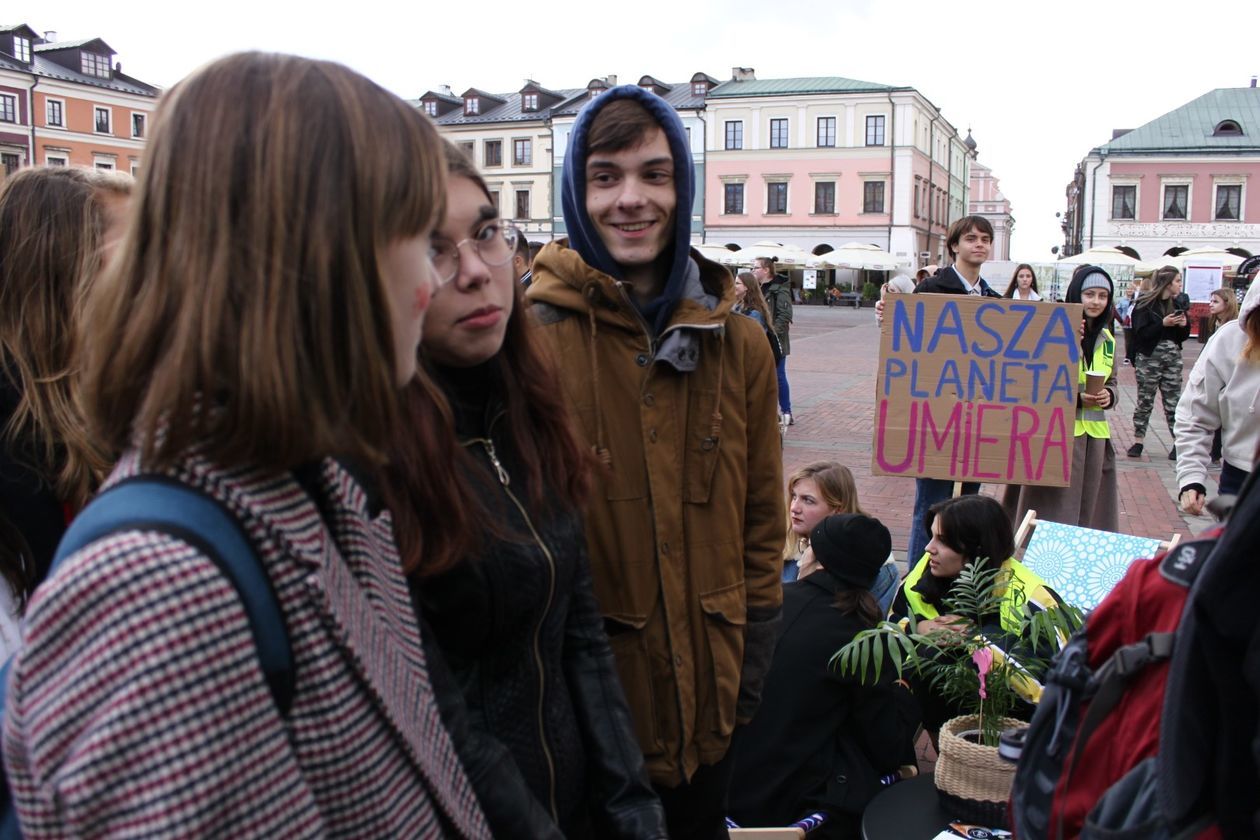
[{"x1": 1133, "y1": 340, "x2": 1183, "y2": 438}]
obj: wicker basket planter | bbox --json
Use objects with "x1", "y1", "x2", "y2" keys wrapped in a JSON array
[{"x1": 934, "y1": 715, "x2": 1022, "y2": 828}]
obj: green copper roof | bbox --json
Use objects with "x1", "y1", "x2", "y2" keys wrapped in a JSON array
[
  {"x1": 1100, "y1": 87, "x2": 1260, "y2": 153},
  {"x1": 707, "y1": 76, "x2": 899, "y2": 98}
]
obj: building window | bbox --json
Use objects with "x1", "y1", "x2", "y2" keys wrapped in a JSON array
[
  {"x1": 1162, "y1": 184, "x2": 1188, "y2": 220},
  {"x1": 769, "y1": 118, "x2": 789, "y2": 149},
  {"x1": 0, "y1": 95, "x2": 15, "y2": 123},
  {"x1": 814, "y1": 182, "x2": 835, "y2": 214},
  {"x1": 423, "y1": 101, "x2": 437, "y2": 117},
  {"x1": 512, "y1": 138, "x2": 532, "y2": 166},
  {"x1": 723, "y1": 183, "x2": 744, "y2": 214},
  {"x1": 81, "y1": 52, "x2": 111, "y2": 78},
  {"x1": 767, "y1": 182, "x2": 788, "y2": 214},
  {"x1": 1111, "y1": 185, "x2": 1136, "y2": 220},
  {"x1": 864, "y1": 181, "x2": 886, "y2": 213},
  {"x1": 865, "y1": 114, "x2": 886, "y2": 146},
  {"x1": 817, "y1": 117, "x2": 836, "y2": 147},
  {"x1": 130, "y1": 161, "x2": 140, "y2": 176},
  {"x1": 1213, "y1": 120, "x2": 1243, "y2": 137},
  {"x1": 12, "y1": 36, "x2": 30, "y2": 63},
  {"x1": 488, "y1": 190, "x2": 500, "y2": 213},
  {"x1": 1215, "y1": 184, "x2": 1242, "y2": 220},
  {"x1": 724, "y1": 121, "x2": 743, "y2": 150},
  {"x1": 465, "y1": 97, "x2": 479, "y2": 115},
  {"x1": 95, "y1": 161, "x2": 114, "y2": 171},
  {"x1": 515, "y1": 190, "x2": 530, "y2": 220},
  {"x1": 692, "y1": 82, "x2": 707, "y2": 96},
  {"x1": 914, "y1": 184, "x2": 920, "y2": 217},
  {"x1": 94, "y1": 106, "x2": 111, "y2": 134},
  {"x1": 1, "y1": 153, "x2": 19, "y2": 176},
  {"x1": 459, "y1": 141, "x2": 475, "y2": 158},
  {"x1": 45, "y1": 99, "x2": 64, "y2": 127},
  {"x1": 45, "y1": 153, "x2": 68, "y2": 166},
  {"x1": 523, "y1": 93, "x2": 538, "y2": 111},
  {"x1": 484, "y1": 140, "x2": 502, "y2": 167},
  {"x1": 132, "y1": 113, "x2": 146, "y2": 138}
]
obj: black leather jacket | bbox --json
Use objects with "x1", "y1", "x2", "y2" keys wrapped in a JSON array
[{"x1": 416, "y1": 364, "x2": 665, "y2": 839}]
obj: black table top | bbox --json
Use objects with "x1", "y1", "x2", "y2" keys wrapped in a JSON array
[{"x1": 861, "y1": 774, "x2": 963, "y2": 840}]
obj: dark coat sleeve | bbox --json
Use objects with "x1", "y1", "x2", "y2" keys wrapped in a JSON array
[
  {"x1": 1131, "y1": 302, "x2": 1164, "y2": 349},
  {"x1": 421, "y1": 618, "x2": 565, "y2": 840},
  {"x1": 563, "y1": 548, "x2": 668, "y2": 839}
]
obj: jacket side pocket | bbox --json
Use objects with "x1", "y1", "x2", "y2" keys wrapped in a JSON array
[{"x1": 698, "y1": 582, "x2": 747, "y2": 737}]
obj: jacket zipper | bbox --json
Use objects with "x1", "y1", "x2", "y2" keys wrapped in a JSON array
[{"x1": 464, "y1": 433, "x2": 559, "y2": 821}]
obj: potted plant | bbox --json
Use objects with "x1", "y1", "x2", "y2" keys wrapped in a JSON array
[
  {"x1": 860, "y1": 281, "x2": 881, "y2": 307},
  {"x1": 831, "y1": 561, "x2": 1082, "y2": 825}
]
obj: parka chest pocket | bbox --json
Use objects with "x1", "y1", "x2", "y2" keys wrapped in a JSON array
[{"x1": 684, "y1": 389, "x2": 721, "y2": 503}]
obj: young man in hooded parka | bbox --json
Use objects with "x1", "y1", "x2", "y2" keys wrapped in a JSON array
[{"x1": 526, "y1": 86, "x2": 785, "y2": 839}]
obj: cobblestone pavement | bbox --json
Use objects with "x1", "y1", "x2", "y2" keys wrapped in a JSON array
[{"x1": 780, "y1": 303, "x2": 1211, "y2": 568}]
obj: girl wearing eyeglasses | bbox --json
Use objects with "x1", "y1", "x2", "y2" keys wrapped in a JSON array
[{"x1": 384, "y1": 142, "x2": 666, "y2": 839}]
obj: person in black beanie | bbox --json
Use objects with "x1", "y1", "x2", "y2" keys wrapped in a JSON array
[{"x1": 728, "y1": 515, "x2": 916, "y2": 839}]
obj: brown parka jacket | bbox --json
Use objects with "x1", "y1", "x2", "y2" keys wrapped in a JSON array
[{"x1": 526, "y1": 243, "x2": 785, "y2": 786}]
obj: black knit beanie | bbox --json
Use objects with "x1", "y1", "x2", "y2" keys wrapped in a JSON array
[{"x1": 809, "y1": 514, "x2": 892, "y2": 590}]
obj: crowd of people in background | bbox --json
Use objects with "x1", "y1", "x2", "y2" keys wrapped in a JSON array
[{"x1": 1, "y1": 49, "x2": 1257, "y2": 840}]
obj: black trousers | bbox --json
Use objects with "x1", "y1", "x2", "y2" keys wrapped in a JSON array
[{"x1": 654, "y1": 750, "x2": 736, "y2": 840}]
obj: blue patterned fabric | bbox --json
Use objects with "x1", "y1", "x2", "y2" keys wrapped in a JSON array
[{"x1": 1021, "y1": 520, "x2": 1163, "y2": 610}]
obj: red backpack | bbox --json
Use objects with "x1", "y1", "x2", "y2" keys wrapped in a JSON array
[{"x1": 1011, "y1": 471, "x2": 1260, "y2": 838}]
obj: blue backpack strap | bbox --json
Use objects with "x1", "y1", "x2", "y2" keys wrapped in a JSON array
[{"x1": 50, "y1": 475, "x2": 294, "y2": 715}]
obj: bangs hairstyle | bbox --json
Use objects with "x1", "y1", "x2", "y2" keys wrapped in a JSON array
[
  {"x1": 945, "y1": 215, "x2": 994, "y2": 259},
  {"x1": 81, "y1": 52, "x2": 446, "y2": 471},
  {"x1": 385, "y1": 141, "x2": 593, "y2": 579},
  {"x1": 0, "y1": 167, "x2": 109, "y2": 507},
  {"x1": 586, "y1": 98, "x2": 662, "y2": 156},
  {"x1": 913, "y1": 495, "x2": 1013, "y2": 607}
]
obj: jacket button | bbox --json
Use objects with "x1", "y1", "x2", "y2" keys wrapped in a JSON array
[
  {"x1": 636, "y1": 354, "x2": 649, "y2": 367},
  {"x1": 648, "y1": 428, "x2": 657, "y2": 443},
  {"x1": 643, "y1": 393, "x2": 655, "y2": 407},
  {"x1": 661, "y1": 542, "x2": 669, "y2": 555},
  {"x1": 674, "y1": 654, "x2": 683, "y2": 667},
  {"x1": 836, "y1": 775, "x2": 847, "y2": 784}
]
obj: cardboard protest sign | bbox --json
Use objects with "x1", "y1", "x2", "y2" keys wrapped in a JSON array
[{"x1": 873, "y1": 295, "x2": 1083, "y2": 487}]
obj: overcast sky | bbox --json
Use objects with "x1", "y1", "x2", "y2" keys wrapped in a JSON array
[{"x1": 17, "y1": 0, "x2": 1257, "y2": 259}]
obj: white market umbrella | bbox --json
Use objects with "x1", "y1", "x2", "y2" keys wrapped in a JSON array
[
  {"x1": 692, "y1": 242, "x2": 743, "y2": 266},
  {"x1": 737, "y1": 241, "x2": 823, "y2": 268},
  {"x1": 820, "y1": 242, "x2": 902, "y2": 271},
  {"x1": 1165, "y1": 249, "x2": 1246, "y2": 271},
  {"x1": 1056, "y1": 247, "x2": 1139, "y2": 267}
]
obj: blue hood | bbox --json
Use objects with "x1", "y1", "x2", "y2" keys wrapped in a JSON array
[{"x1": 561, "y1": 85, "x2": 695, "y2": 334}]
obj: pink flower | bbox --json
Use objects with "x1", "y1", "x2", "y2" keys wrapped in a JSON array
[{"x1": 972, "y1": 648, "x2": 994, "y2": 700}]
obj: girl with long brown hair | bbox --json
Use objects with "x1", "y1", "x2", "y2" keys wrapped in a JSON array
[
  {"x1": 1128, "y1": 266, "x2": 1190, "y2": 458},
  {"x1": 385, "y1": 143, "x2": 665, "y2": 838},
  {"x1": 0, "y1": 167, "x2": 109, "y2": 622},
  {"x1": 4, "y1": 53, "x2": 491, "y2": 837}
]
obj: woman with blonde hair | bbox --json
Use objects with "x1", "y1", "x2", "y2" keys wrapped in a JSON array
[
  {"x1": 0, "y1": 167, "x2": 109, "y2": 626},
  {"x1": 3, "y1": 53, "x2": 491, "y2": 837},
  {"x1": 783, "y1": 461, "x2": 899, "y2": 613}
]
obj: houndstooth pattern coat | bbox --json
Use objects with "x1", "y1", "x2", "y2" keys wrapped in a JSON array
[{"x1": 2, "y1": 452, "x2": 490, "y2": 839}]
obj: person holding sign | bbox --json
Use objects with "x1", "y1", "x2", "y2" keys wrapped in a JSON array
[
  {"x1": 1128, "y1": 266, "x2": 1191, "y2": 459},
  {"x1": 898, "y1": 216, "x2": 1000, "y2": 571},
  {"x1": 1003, "y1": 266, "x2": 1119, "y2": 531}
]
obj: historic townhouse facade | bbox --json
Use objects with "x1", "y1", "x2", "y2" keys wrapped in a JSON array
[
  {"x1": 702, "y1": 70, "x2": 972, "y2": 269},
  {"x1": 969, "y1": 158, "x2": 1014, "y2": 261},
  {"x1": 0, "y1": 24, "x2": 159, "y2": 178},
  {"x1": 1064, "y1": 84, "x2": 1260, "y2": 261},
  {"x1": 422, "y1": 81, "x2": 580, "y2": 241}
]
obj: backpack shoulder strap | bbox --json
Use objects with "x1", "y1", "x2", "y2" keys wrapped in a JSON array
[{"x1": 51, "y1": 475, "x2": 294, "y2": 716}]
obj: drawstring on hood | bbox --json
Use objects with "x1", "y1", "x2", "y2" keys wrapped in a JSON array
[{"x1": 561, "y1": 85, "x2": 695, "y2": 336}]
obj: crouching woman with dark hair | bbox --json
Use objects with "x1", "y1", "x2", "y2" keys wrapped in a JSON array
[
  {"x1": 891, "y1": 495, "x2": 1065, "y2": 733},
  {"x1": 728, "y1": 515, "x2": 915, "y2": 839}
]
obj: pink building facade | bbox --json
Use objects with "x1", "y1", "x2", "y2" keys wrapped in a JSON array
[
  {"x1": 702, "y1": 71, "x2": 972, "y2": 271},
  {"x1": 1066, "y1": 85, "x2": 1260, "y2": 261}
]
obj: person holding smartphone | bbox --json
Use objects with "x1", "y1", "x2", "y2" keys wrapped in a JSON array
[{"x1": 1128, "y1": 266, "x2": 1191, "y2": 459}]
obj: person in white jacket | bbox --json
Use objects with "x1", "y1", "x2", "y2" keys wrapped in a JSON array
[{"x1": 1175, "y1": 279, "x2": 1260, "y2": 514}]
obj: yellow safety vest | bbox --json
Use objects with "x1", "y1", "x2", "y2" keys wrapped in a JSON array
[
  {"x1": 901, "y1": 556, "x2": 1062, "y2": 635},
  {"x1": 1075, "y1": 329, "x2": 1113, "y2": 439}
]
